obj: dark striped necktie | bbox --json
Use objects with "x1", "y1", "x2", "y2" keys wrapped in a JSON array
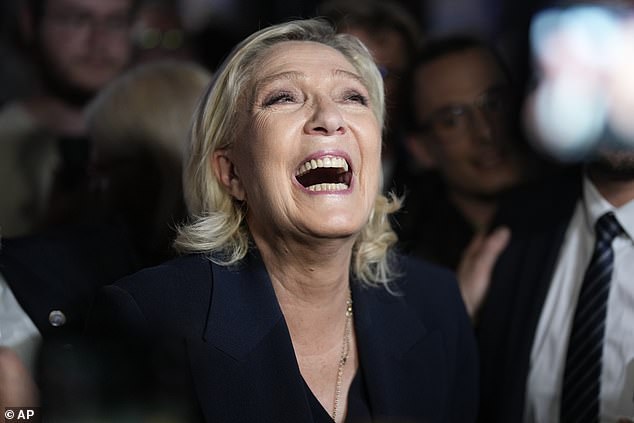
[{"x1": 560, "y1": 211, "x2": 623, "y2": 423}]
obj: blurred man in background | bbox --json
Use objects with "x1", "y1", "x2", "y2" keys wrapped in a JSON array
[
  {"x1": 397, "y1": 36, "x2": 529, "y2": 271},
  {"x1": 0, "y1": 0, "x2": 137, "y2": 237},
  {"x1": 474, "y1": 4, "x2": 634, "y2": 421}
]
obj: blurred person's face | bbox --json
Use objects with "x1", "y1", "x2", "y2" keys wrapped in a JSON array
[
  {"x1": 586, "y1": 147, "x2": 634, "y2": 207},
  {"x1": 213, "y1": 41, "x2": 382, "y2": 244},
  {"x1": 37, "y1": 0, "x2": 134, "y2": 96},
  {"x1": 344, "y1": 26, "x2": 408, "y2": 127},
  {"x1": 589, "y1": 148, "x2": 634, "y2": 179},
  {"x1": 408, "y1": 47, "x2": 524, "y2": 198}
]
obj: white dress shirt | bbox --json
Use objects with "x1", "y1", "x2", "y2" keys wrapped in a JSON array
[
  {"x1": 524, "y1": 176, "x2": 634, "y2": 423},
  {"x1": 0, "y1": 271, "x2": 41, "y2": 374}
]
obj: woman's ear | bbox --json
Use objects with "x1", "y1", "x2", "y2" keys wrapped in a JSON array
[
  {"x1": 406, "y1": 134, "x2": 437, "y2": 170},
  {"x1": 211, "y1": 150, "x2": 246, "y2": 201}
]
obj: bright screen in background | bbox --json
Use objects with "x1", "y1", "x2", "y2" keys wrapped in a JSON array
[{"x1": 525, "y1": 3, "x2": 634, "y2": 161}]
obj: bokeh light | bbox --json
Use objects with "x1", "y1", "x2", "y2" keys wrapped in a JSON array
[{"x1": 526, "y1": 4, "x2": 634, "y2": 161}]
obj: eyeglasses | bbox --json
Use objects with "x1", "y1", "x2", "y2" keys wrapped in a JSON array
[{"x1": 416, "y1": 87, "x2": 511, "y2": 141}]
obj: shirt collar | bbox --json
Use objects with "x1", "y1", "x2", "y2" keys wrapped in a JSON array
[{"x1": 582, "y1": 174, "x2": 634, "y2": 241}]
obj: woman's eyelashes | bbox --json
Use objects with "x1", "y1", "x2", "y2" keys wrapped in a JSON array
[
  {"x1": 262, "y1": 90, "x2": 298, "y2": 106},
  {"x1": 259, "y1": 87, "x2": 369, "y2": 108},
  {"x1": 342, "y1": 90, "x2": 369, "y2": 106}
]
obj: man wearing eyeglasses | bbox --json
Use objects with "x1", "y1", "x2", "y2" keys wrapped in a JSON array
[
  {"x1": 0, "y1": 0, "x2": 138, "y2": 237},
  {"x1": 397, "y1": 35, "x2": 530, "y2": 277}
]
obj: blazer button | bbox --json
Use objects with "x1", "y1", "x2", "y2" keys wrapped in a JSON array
[{"x1": 48, "y1": 310, "x2": 67, "y2": 327}]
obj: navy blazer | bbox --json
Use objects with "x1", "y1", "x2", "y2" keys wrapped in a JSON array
[
  {"x1": 476, "y1": 169, "x2": 582, "y2": 423},
  {"x1": 87, "y1": 250, "x2": 478, "y2": 423}
]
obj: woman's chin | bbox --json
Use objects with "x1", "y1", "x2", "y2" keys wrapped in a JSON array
[
  {"x1": 292, "y1": 200, "x2": 372, "y2": 239},
  {"x1": 301, "y1": 218, "x2": 365, "y2": 242}
]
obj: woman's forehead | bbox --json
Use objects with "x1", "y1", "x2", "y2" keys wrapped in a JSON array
[{"x1": 253, "y1": 41, "x2": 359, "y2": 79}]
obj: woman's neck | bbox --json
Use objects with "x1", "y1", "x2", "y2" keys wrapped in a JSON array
[
  {"x1": 252, "y1": 230, "x2": 354, "y2": 346},
  {"x1": 250, "y1": 229, "x2": 358, "y2": 422}
]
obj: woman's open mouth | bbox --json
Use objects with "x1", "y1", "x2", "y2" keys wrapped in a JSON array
[{"x1": 295, "y1": 155, "x2": 352, "y2": 192}]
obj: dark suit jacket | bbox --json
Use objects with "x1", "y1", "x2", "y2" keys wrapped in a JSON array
[
  {"x1": 87, "y1": 250, "x2": 478, "y2": 423},
  {"x1": 0, "y1": 222, "x2": 140, "y2": 339},
  {"x1": 475, "y1": 169, "x2": 582, "y2": 423},
  {"x1": 395, "y1": 172, "x2": 474, "y2": 271}
]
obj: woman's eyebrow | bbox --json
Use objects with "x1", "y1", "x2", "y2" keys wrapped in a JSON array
[
  {"x1": 255, "y1": 69, "x2": 363, "y2": 89},
  {"x1": 254, "y1": 71, "x2": 305, "y2": 93},
  {"x1": 332, "y1": 69, "x2": 364, "y2": 84}
]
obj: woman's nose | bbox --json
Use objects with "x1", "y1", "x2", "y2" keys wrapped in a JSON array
[{"x1": 304, "y1": 97, "x2": 346, "y2": 136}]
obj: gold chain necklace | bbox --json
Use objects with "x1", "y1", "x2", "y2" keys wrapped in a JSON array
[{"x1": 331, "y1": 292, "x2": 353, "y2": 422}]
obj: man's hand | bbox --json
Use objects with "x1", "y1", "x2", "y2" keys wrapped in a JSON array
[
  {"x1": 0, "y1": 347, "x2": 39, "y2": 408},
  {"x1": 458, "y1": 226, "x2": 511, "y2": 320}
]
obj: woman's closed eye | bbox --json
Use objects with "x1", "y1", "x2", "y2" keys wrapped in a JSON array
[
  {"x1": 342, "y1": 91, "x2": 369, "y2": 106},
  {"x1": 262, "y1": 91, "x2": 298, "y2": 106},
  {"x1": 260, "y1": 87, "x2": 368, "y2": 108}
]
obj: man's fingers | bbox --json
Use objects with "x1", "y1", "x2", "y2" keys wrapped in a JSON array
[
  {"x1": 0, "y1": 347, "x2": 39, "y2": 408},
  {"x1": 462, "y1": 231, "x2": 486, "y2": 260},
  {"x1": 476, "y1": 226, "x2": 511, "y2": 271},
  {"x1": 458, "y1": 226, "x2": 511, "y2": 320}
]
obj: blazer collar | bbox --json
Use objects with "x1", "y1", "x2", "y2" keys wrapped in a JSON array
[
  {"x1": 204, "y1": 251, "x2": 427, "y2": 360},
  {"x1": 204, "y1": 249, "x2": 284, "y2": 361},
  {"x1": 203, "y1": 249, "x2": 428, "y2": 417}
]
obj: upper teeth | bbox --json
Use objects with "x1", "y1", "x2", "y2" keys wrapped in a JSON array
[{"x1": 295, "y1": 156, "x2": 349, "y2": 176}]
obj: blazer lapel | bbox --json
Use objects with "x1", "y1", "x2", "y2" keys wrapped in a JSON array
[
  {"x1": 204, "y1": 250, "x2": 283, "y2": 358},
  {"x1": 187, "y1": 251, "x2": 313, "y2": 423},
  {"x1": 352, "y1": 281, "x2": 429, "y2": 418}
]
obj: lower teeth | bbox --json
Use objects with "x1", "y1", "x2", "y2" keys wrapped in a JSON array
[{"x1": 307, "y1": 183, "x2": 348, "y2": 191}]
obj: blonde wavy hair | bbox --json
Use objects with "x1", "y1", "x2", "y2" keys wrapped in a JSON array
[{"x1": 175, "y1": 18, "x2": 402, "y2": 287}]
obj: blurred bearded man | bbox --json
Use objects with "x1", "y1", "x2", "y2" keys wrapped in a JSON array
[{"x1": 0, "y1": 0, "x2": 137, "y2": 237}]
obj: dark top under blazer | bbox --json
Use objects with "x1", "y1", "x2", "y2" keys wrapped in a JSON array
[{"x1": 88, "y1": 250, "x2": 478, "y2": 423}]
